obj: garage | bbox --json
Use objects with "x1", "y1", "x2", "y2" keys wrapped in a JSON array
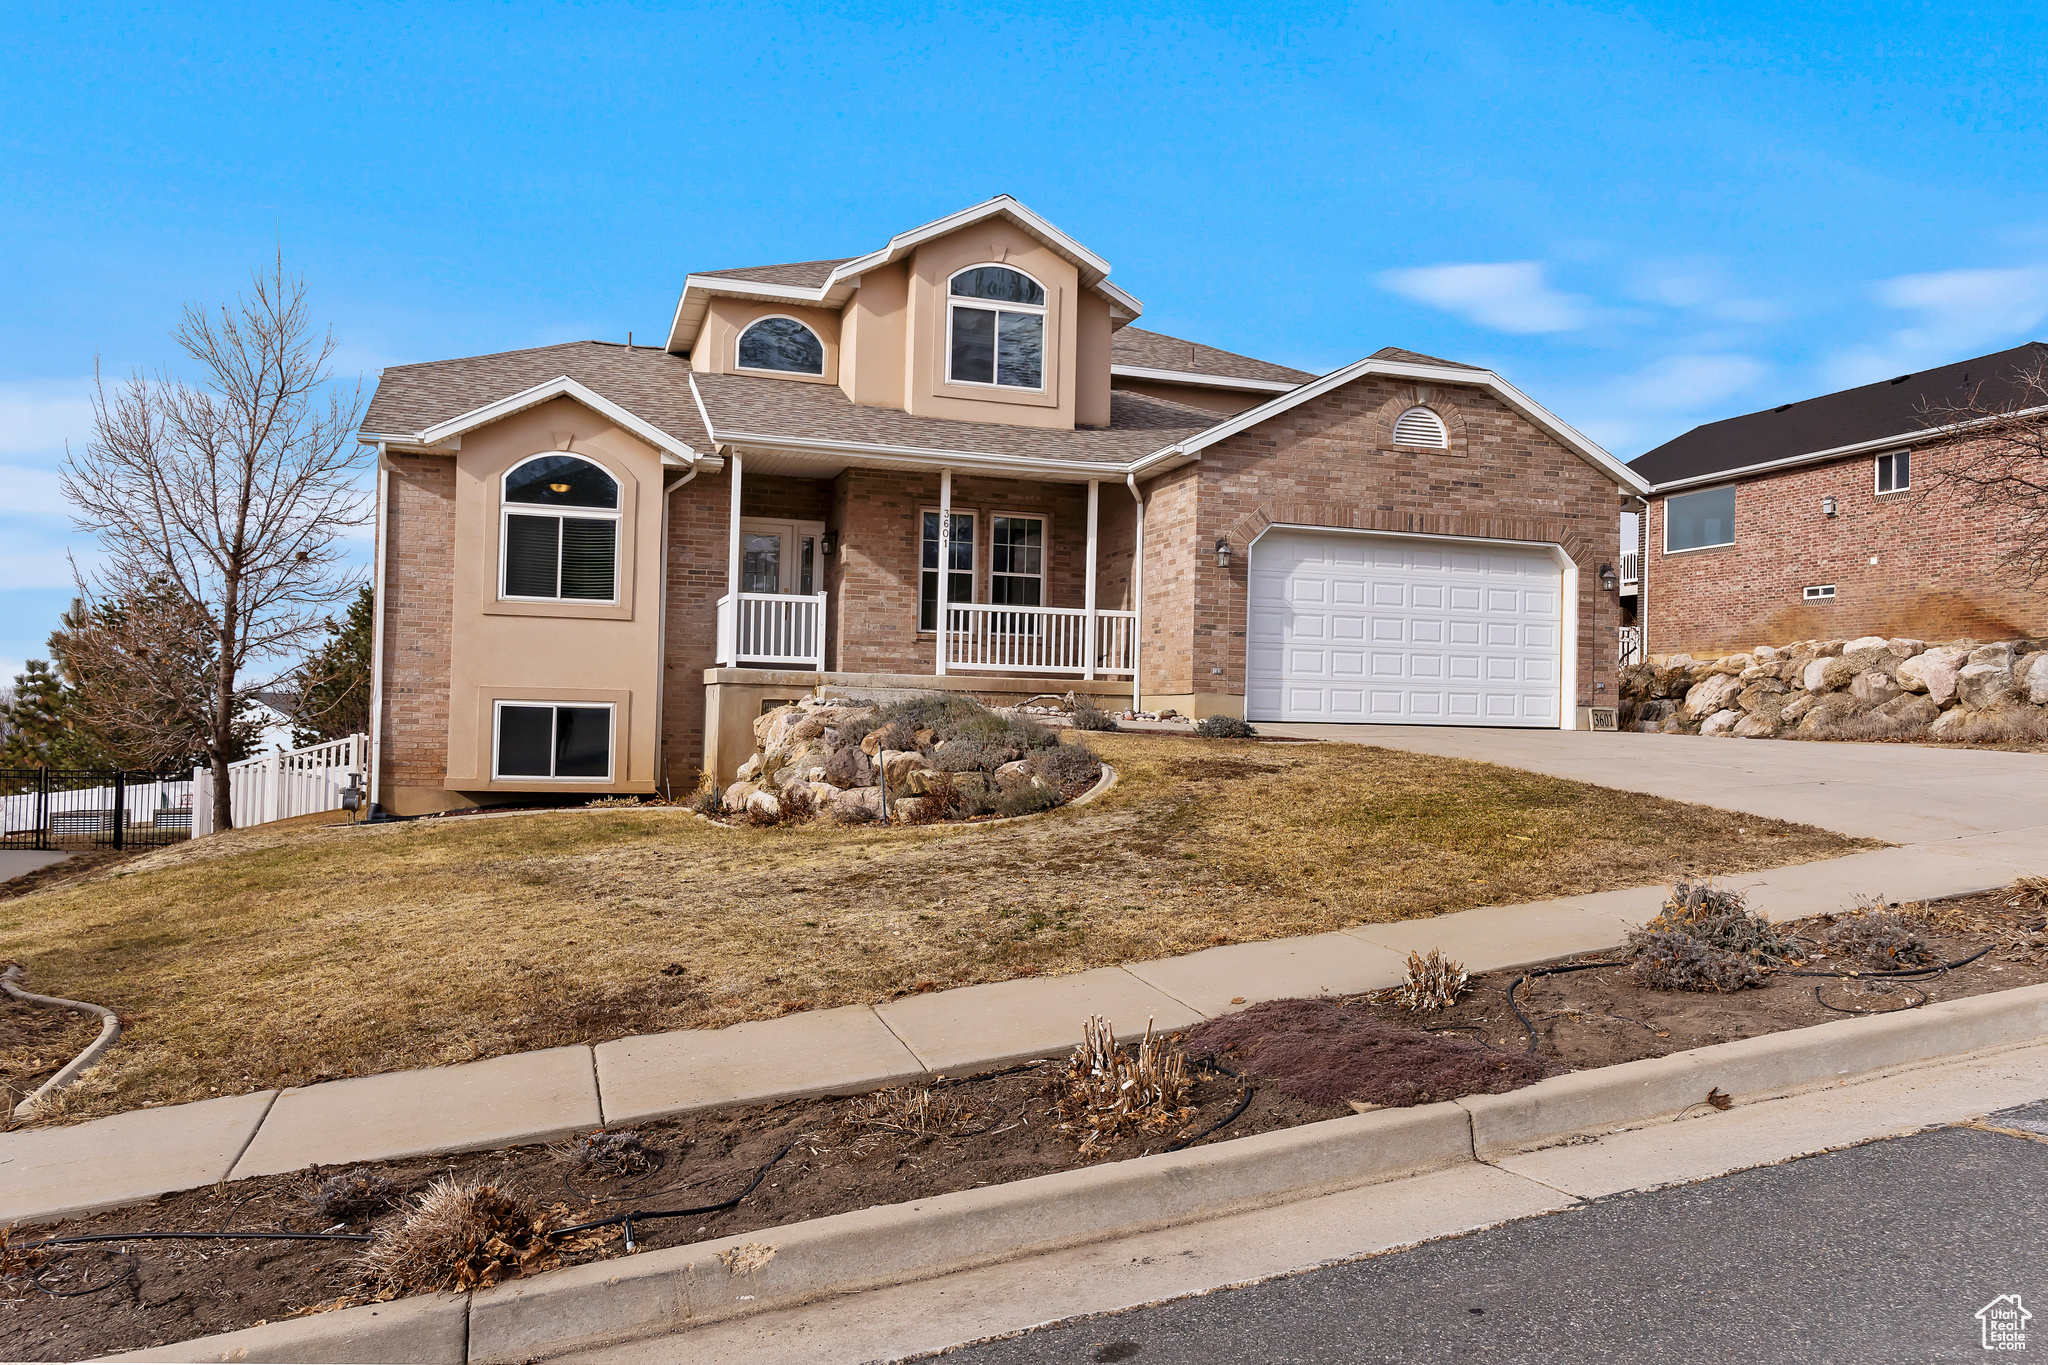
[{"x1": 1246, "y1": 529, "x2": 1565, "y2": 726}]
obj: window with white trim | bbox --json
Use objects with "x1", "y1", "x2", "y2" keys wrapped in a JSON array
[
  {"x1": 989, "y1": 515, "x2": 1045, "y2": 607},
  {"x1": 501, "y1": 456, "x2": 620, "y2": 602},
  {"x1": 947, "y1": 267, "x2": 1045, "y2": 390},
  {"x1": 1391, "y1": 406, "x2": 1449, "y2": 448},
  {"x1": 919, "y1": 509, "x2": 976, "y2": 632},
  {"x1": 493, "y1": 701, "x2": 614, "y2": 780},
  {"x1": 1664, "y1": 486, "x2": 1736, "y2": 552},
  {"x1": 1876, "y1": 449, "x2": 1910, "y2": 493},
  {"x1": 1804, "y1": 584, "x2": 1837, "y2": 601},
  {"x1": 737, "y1": 316, "x2": 825, "y2": 375}
]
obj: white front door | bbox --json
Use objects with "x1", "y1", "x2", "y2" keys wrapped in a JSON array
[
  {"x1": 1246, "y1": 529, "x2": 1563, "y2": 726},
  {"x1": 738, "y1": 519, "x2": 825, "y2": 596}
]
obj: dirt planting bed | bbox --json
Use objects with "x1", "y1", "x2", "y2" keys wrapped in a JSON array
[{"x1": 1, "y1": 1000, "x2": 99, "y2": 1121}]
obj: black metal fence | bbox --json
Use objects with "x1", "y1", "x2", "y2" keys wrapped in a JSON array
[{"x1": 0, "y1": 769, "x2": 197, "y2": 851}]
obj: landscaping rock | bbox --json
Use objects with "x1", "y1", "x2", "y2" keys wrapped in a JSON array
[
  {"x1": 878, "y1": 749, "x2": 929, "y2": 786},
  {"x1": 823, "y1": 745, "x2": 874, "y2": 789},
  {"x1": 1848, "y1": 667, "x2": 1902, "y2": 706},
  {"x1": 831, "y1": 786, "x2": 883, "y2": 820},
  {"x1": 1845, "y1": 634, "x2": 1892, "y2": 654},
  {"x1": 745, "y1": 789, "x2": 782, "y2": 820},
  {"x1": 1970, "y1": 642, "x2": 2016, "y2": 668},
  {"x1": 1887, "y1": 638, "x2": 1927, "y2": 658},
  {"x1": 1683, "y1": 673, "x2": 1744, "y2": 719},
  {"x1": 1956, "y1": 662, "x2": 2015, "y2": 710},
  {"x1": 1930, "y1": 706, "x2": 1976, "y2": 739},
  {"x1": 1731, "y1": 713, "x2": 1781, "y2": 738},
  {"x1": 860, "y1": 729, "x2": 888, "y2": 757},
  {"x1": 1780, "y1": 693, "x2": 1818, "y2": 724},
  {"x1": 736, "y1": 753, "x2": 764, "y2": 782},
  {"x1": 1896, "y1": 646, "x2": 1966, "y2": 704},
  {"x1": 2022, "y1": 652, "x2": 2048, "y2": 706},
  {"x1": 1795, "y1": 693, "x2": 1863, "y2": 732},
  {"x1": 996, "y1": 759, "x2": 1030, "y2": 776},
  {"x1": 904, "y1": 768, "x2": 952, "y2": 795},
  {"x1": 1870, "y1": 693, "x2": 1941, "y2": 728},
  {"x1": 1700, "y1": 708, "x2": 1742, "y2": 737},
  {"x1": 1801, "y1": 656, "x2": 1855, "y2": 693}
]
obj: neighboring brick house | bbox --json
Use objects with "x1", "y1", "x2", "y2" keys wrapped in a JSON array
[
  {"x1": 359, "y1": 196, "x2": 1648, "y2": 815},
  {"x1": 1631, "y1": 343, "x2": 2048, "y2": 658}
]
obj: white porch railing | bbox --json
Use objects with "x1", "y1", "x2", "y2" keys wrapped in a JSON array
[
  {"x1": 1620, "y1": 552, "x2": 1640, "y2": 588},
  {"x1": 717, "y1": 592, "x2": 827, "y2": 670},
  {"x1": 1619, "y1": 625, "x2": 1643, "y2": 666},
  {"x1": 191, "y1": 732, "x2": 368, "y2": 836},
  {"x1": 940, "y1": 603, "x2": 1138, "y2": 677}
]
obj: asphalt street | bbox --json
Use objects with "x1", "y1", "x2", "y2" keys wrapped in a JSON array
[{"x1": 941, "y1": 1109, "x2": 2048, "y2": 1365}]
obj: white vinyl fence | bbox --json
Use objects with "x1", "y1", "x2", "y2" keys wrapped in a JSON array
[{"x1": 192, "y1": 733, "x2": 368, "y2": 836}]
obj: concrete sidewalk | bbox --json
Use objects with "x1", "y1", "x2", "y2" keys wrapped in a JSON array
[{"x1": 5, "y1": 730, "x2": 2042, "y2": 1228}]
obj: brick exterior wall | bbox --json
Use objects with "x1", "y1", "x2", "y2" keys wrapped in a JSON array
[
  {"x1": 1644, "y1": 437, "x2": 2048, "y2": 656},
  {"x1": 1155, "y1": 376, "x2": 1624, "y2": 709},
  {"x1": 658, "y1": 472, "x2": 730, "y2": 791},
  {"x1": 375, "y1": 453, "x2": 457, "y2": 792}
]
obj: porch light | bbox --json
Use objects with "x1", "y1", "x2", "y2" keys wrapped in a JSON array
[
  {"x1": 823, "y1": 529, "x2": 837, "y2": 556},
  {"x1": 1215, "y1": 537, "x2": 1232, "y2": 568},
  {"x1": 1822, "y1": 496, "x2": 1837, "y2": 518},
  {"x1": 1599, "y1": 562, "x2": 1617, "y2": 592}
]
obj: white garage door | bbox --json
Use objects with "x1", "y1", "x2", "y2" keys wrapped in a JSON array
[{"x1": 1246, "y1": 530, "x2": 1562, "y2": 726}]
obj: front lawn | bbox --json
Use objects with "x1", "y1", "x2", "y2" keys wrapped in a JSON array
[{"x1": 0, "y1": 733, "x2": 1873, "y2": 1121}]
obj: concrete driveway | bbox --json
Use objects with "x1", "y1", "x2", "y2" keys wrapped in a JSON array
[{"x1": 1264, "y1": 724, "x2": 2048, "y2": 852}]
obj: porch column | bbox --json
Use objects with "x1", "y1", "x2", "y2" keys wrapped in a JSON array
[
  {"x1": 1128, "y1": 475, "x2": 1144, "y2": 712},
  {"x1": 1083, "y1": 479, "x2": 1099, "y2": 680},
  {"x1": 936, "y1": 467, "x2": 952, "y2": 675},
  {"x1": 723, "y1": 453, "x2": 742, "y2": 667}
]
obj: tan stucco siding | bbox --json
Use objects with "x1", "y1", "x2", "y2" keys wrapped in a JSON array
[
  {"x1": 903, "y1": 221, "x2": 1081, "y2": 429},
  {"x1": 693, "y1": 299, "x2": 842, "y2": 386}
]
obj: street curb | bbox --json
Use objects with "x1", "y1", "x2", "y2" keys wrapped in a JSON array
[
  {"x1": 96, "y1": 982, "x2": 2048, "y2": 1364},
  {"x1": 1460, "y1": 980, "x2": 2048, "y2": 1159}
]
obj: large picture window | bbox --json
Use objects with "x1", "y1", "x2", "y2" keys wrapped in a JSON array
[
  {"x1": 493, "y1": 702, "x2": 614, "y2": 781},
  {"x1": 737, "y1": 316, "x2": 825, "y2": 375},
  {"x1": 947, "y1": 266, "x2": 1045, "y2": 390},
  {"x1": 501, "y1": 455, "x2": 620, "y2": 603},
  {"x1": 1664, "y1": 486, "x2": 1736, "y2": 553},
  {"x1": 919, "y1": 509, "x2": 976, "y2": 632}
]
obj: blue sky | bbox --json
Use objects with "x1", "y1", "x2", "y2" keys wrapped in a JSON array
[{"x1": 6, "y1": 0, "x2": 2048, "y2": 682}]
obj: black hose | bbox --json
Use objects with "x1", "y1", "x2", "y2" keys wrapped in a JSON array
[
  {"x1": 548, "y1": 1141, "x2": 796, "y2": 1238},
  {"x1": 1505, "y1": 961, "x2": 1620, "y2": 1053},
  {"x1": 1163, "y1": 1056, "x2": 1253, "y2": 1153},
  {"x1": 20, "y1": 1229, "x2": 372, "y2": 1252},
  {"x1": 1815, "y1": 983, "x2": 1928, "y2": 1015}
]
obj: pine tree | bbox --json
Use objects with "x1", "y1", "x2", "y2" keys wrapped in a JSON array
[
  {"x1": 0, "y1": 660, "x2": 113, "y2": 769},
  {"x1": 288, "y1": 584, "x2": 373, "y2": 747}
]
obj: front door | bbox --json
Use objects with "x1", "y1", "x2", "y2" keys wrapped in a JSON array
[{"x1": 738, "y1": 519, "x2": 824, "y2": 595}]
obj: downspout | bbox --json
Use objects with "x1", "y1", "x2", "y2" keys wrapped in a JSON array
[
  {"x1": 1127, "y1": 472, "x2": 1145, "y2": 714},
  {"x1": 366, "y1": 449, "x2": 391, "y2": 816}
]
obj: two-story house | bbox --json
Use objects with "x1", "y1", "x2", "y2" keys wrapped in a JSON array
[{"x1": 359, "y1": 196, "x2": 1647, "y2": 815}]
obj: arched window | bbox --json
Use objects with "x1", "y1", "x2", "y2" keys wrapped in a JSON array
[
  {"x1": 736, "y1": 316, "x2": 825, "y2": 375},
  {"x1": 1392, "y1": 406, "x2": 1449, "y2": 448},
  {"x1": 501, "y1": 455, "x2": 621, "y2": 602},
  {"x1": 947, "y1": 266, "x2": 1046, "y2": 390}
]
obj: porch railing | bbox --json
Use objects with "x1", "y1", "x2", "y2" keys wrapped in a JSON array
[
  {"x1": 1620, "y1": 552, "x2": 1640, "y2": 588},
  {"x1": 718, "y1": 591, "x2": 827, "y2": 670},
  {"x1": 939, "y1": 603, "x2": 1138, "y2": 677},
  {"x1": 1619, "y1": 625, "x2": 1643, "y2": 666}
]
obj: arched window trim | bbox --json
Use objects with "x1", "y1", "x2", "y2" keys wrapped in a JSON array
[
  {"x1": 734, "y1": 314, "x2": 827, "y2": 376},
  {"x1": 945, "y1": 263, "x2": 1049, "y2": 393},
  {"x1": 499, "y1": 454, "x2": 623, "y2": 605},
  {"x1": 1392, "y1": 405, "x2": 1450, "y2": 449}
]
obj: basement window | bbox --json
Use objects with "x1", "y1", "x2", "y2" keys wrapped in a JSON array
[
  {"x1": 493, "y1": 702, "x2": 614, "y2": 781},
  {"x1": 1803, "y1": 584, "x2": 1837, "y2": 601}
]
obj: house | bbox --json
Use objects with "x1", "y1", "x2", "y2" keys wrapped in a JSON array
[
  {"x1": 1630, "y1": 343, "x2": 2048, "y2": 657},
  {"x1": 358, "y1": 196, "x2": 1647, "y2": 815}
]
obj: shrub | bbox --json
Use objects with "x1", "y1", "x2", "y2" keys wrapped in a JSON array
[
  {"x1": 930, "y1": 738, "x2": 1017, "y2": 773},
  {"x1": 1069, "y1": 702, "x2": 1119, "y2": 732},
  {"x1": 1625, "y1": 930, "x2": 1767, "y2": 992},
  {"x1": 992, "y1": 782, "x2": 1064, "y2": 818},
  {"x1": 1026, "y1": 740, "x2": 1102, "y2": 789},
  {"x1": 1393, "y1": 949, "x2": 1468, "y2": 1011},
  {"x1": 1183, "y1": 997, "x2": 1553, "y2": 1107},
  {"x1": 868, "y1": 718, "x2": 921, "y2": 754},
  {"x1": 1823, "y1": 905, "x2": 1929, "y2": 969},
  {"x1": 304, "y1": 1168, "x2": 397, "y2": 1222},
  {"x1": 1195, "y1": 714, "x2": 1258, "y2": 739},
  {"x1": 957, "y1": 708, "x2": 1058, "y2": 750},
  {"x1": 357, "y1": 1177, "x2": 558, "y2": 1295},
  {"x1": 689, "y1": 785, "x2": 725, "y2": 817},
  {"x1": 1052, "y1": 1015, "x2": 1192, "y2": 1151},
  {"x1": 900, "y1": 774, "x2": 965, "y2": 824},
  {"x1": 1641, "y1": 878, "x2": 1800, "y2": 964}
]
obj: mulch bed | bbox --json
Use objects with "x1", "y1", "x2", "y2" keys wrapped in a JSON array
[
  {"x1": 5, "y1": 886, "x2": 2044, "y2": 1360},
  {"x1": 1, "y1": 1001, "x2": 100, "y2": 1124}
]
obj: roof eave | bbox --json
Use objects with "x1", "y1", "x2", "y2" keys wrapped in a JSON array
[
  {"x1": 1644, "y1": 403, "x2": 2048, "y2": 493},
  {"x1": 709, "y1": 428, "x2": 1158, "y2": 482},
  {"x1": 1110, "y1": 364, "x2": 1300, "y2": 394},
  {"x1": 388, "y1": 376, "x2": 718, "y2": 469}
]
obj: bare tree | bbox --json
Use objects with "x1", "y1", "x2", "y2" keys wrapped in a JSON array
[
  {"x1": 1922, "y1": 356, "x2": 2048, "y2": 585},
  {"x1": 63, "y1": 256, "x2": 368, "y2": 830}
]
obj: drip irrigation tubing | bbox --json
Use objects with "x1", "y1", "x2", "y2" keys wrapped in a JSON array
[
  {"x1": 1815, "y1": 983, "x2": 1929, "y2": 1015},
  {"x1": 1165, "y1": 1057, "x2": 1253, "y2": 1153},
  {"x1": 20, "y1": 1228, "x2": 372, "y2": 1252},
  {"x1": 547, "y1": 1141, "x2": 797, "y2": 1244}
]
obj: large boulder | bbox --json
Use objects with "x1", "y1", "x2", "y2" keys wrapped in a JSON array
[
  {"x1": 1732, "y1": 712, "x2": 1782, "y2": 738},
  {"x1": 735, "y1": 752, "x2": 764, "y2": 782},
  {"x1": 904, "y1": 768, "x2": 953, "y2": 795},
  {"x1": 823, "y1": 745, "x2": 875, "y2": 789},
  {"x1": 1839, "y1": 644, "x2": 1890, "y2": 675},
  {"x1": 1780, "y1": 693, "x2": 1818, "y2": 725},
  {"x1": 1886, "y1": 638, "x2": 1927, "y2": 659},
  {"x1": 878, "y1": 749, "x2": 929, "y2": 786},
  {"x1": 1700, "y1": 708, "x2": 1742, "y2": 736},
  {"x1": 1683, "y1": 672, "x2": 1745, "y2": 719},
  {"x1": 1708, "y1": 653, "x2": 1753, "y2": 677},
  {"x1": 830, "y1": 786, "x2": 884, "y2": 820},
  {"x1": 1930, "y1": 706, "x2": 1976, "y2": 740},
  {"x1": 723, "y1": 779, "x2": 759, "y2": 809},
  {"x1": 1956, "y1": 662, "x2": 2015, "y2": 711},
  {"x1": 744, "y1": 789, "x2": 782, "y2": 820},
  {"x1": 1802, "y1": 656, "x2": 1857, "y2": 693},
  {"x1": 1896, "y1": 646, "x2": 1966, "y2": 704},
  {"x1": 1796, "y1": 693, "x2": 1864, "y2": 732},
  {"x1": 2021, "y1": 652, "x2": 2048, "y2": 706},
  {"x1": 1849, "y1": 667, "x2": 1902, "y2": 706},
  {"x1": 753, "y1": 704, "x2": 803, "y2": 753},
  {"x1": 1969, "y1": 642, "x2": 2015, "y2": 669},
  {"x1": 1844, "y1": 635, "x2": 1892, "y2": 655},
  {"x1": 1869, "y1": 693, "x2": 1941, "y2": 728}
]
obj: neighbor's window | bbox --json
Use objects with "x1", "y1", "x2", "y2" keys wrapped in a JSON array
[
  {"x1": 1876, "y1": 450, "x2": 1910, "y2": 493},
  {"x1": 501, "y1": 455, "x2": 620, "y2": 602},
  {"x1": 919, "y1": 509, "x2": 976, "y2": 632},
  {"x1": 1664, "y1": 486, "x2": 1736, "y2": 552},
  {"x1": 989, "y1": 515, "x2": 1044, "y2": 607},
  {"x1": 948, "y1": 267, "x2": 1045, "y2": 390},
  {"x1": 737, "y1": 316, "x2": 825, "y2": 375},
  {"x1": 493, "y1": 702, "x2": 614, "y2": 781},
  {"x1": 1804, "y1": 584, "x2": 1837, "y2": 601},
  {"x1": 1391, "y1": 406, "x2": 1449, "y2": 448}
]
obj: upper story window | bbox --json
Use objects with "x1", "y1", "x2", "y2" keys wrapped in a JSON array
[
  {"x1": 737, "y1": 316, "x2": 825, "y2": 375},
  {"x1": 1876, "y1": 449, "x2": 1910, "y2": 493},
  {"x1": 1391, "y1": 406, "x2": 1449, "y2": 448},
  {"x1": 1664, "y1": 485, "x2": 1736, "y2": 553},
  {"x1": 501, "y1": 455, "x2": 620, "y2": 603},
  {"x1": 948, "y1": 266, "x2": 1045, "y2": 390}
]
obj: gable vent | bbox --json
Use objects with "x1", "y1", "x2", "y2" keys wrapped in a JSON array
[{"x1": 1392, "y1": 406, "x2": 1449, "y2": 448}]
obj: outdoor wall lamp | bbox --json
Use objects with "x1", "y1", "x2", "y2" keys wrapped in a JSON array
[
  {"x1": 1599, "y1": 563, "x2": 1617, "y2": 592},
  {"x1": 822, "y1": 529, "x2": 838, "y2": 556},
  {"x1": 1822, "y1": 496, "x2": 1838, "y2": 518},
  {"x1": 1215, "y1": 537, "x2": 1232, "y2": 568}
]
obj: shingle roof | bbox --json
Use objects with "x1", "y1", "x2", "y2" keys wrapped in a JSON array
[
  {"x1": 1368, "y1": 346, "x2": 1484, "y2": 371},
  {"x1": 1111, "y1": 327, "x2": 1314, "y2": 384},
  {"x1": 1631, "y1": 341, "x2": 2048, "y2": 487},
  {"x1": 691, "y1": 258, "x2": 857, "y2": 289},
  {"x1": 362, "y1": 341, "x2": 711, "y2": 449},
  {"x1": 691, "y1": 371, "x2": 1210, "y2": 464}
]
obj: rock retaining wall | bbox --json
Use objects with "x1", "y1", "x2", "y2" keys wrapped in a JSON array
[{"x1": 1621, "y1": 635, "x2": 2048, "y2": 742}]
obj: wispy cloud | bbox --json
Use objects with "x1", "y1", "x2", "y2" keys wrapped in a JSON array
[
  {"x1": 1376, "y1": 262, "x2": 1589, "y2": 334},
  {"x1": 1823, "y1": 265, "x2": 2048, "y2": 387},
  {"x1": 1628, "y1": 263, "x2": 1784, "y2": 325},
  {"x1": 0, "y1": 381, "x2": 95, "y2": 459},
  {"x1": 1567, "y1": 351, "x2": 1769, "y2": 456}
]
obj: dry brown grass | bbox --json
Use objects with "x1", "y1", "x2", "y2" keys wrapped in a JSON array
[{"x1": 0, "y1": 734, "x2": 1873, "y2": 1122}]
